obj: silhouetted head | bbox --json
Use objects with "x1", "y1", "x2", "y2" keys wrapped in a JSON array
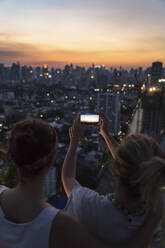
[
  {"x1": 6, "y1": 118, "x2": 58, "y2": 184},
  {"x1": 112, "y1": 134, "x2": 165, "y2": 204}
]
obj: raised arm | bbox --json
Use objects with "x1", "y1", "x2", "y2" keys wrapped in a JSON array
[
  {"x1": 99, "y1": 113, "x2": 118, "y2": 160},
  {"x1": 62, "y1": 118, "x2": 87, "y2": 197}
]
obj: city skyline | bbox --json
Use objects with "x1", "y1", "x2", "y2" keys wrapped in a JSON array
[{"x1": 1, "y1": 0, "x2": 165, "y2": 68}]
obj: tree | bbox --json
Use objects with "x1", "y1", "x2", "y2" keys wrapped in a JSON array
[{"x1": 0, "y1": 154, "x2": 18, "y2": 188}]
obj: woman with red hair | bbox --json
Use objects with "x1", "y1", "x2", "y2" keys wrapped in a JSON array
[{"x1": 0, "y1": 118, "x2": 106, "y2": 248}]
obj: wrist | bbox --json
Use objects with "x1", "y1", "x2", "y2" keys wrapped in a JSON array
[
  {"x1": 101, "y1": 129, "x2": 109, "y2": 137},
  {"x1": 70, "y1": 137, "x2": 80, "y2": 146}
]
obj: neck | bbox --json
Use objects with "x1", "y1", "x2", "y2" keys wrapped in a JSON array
[{"x1": 15, "y1": 174, "x2": 46, "y2": 204}]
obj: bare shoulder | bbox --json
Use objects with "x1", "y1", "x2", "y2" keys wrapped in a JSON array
[{"x1": 50, "y1": 211, "x2": 107, "y2": 248}]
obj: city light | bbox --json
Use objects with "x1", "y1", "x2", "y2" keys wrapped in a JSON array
[
  {"x1": 44, "y1": 73, "x2": 49, "y2": 76},
  {"x1": 40, "y1": 114, "x2": 44, "y2": 118},
  {"x1": 90, "y1": 75, "x2": 94, "y2": 79},
  {"x1": 149, "y1": 87, "x2": 157, "y2": 92},
  {"x1": 46, "y1": 93, "x2": 50, "y2": 96},
  {"x1": 43, "y1": 64, "x2": 48, "y2": 69},
  {"x1": 160, "y1": 129, "x2": 165, "y2": 135},
  {"x1": 158, "y1": 79, "x2": 165, "y2": 83},
  {"x1": 141, "y1": 84, "x2": 145, "y2": 91}
]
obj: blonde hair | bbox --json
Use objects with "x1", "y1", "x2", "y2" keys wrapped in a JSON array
[{"x1": 113, "y1": 134, "x2": 165, "y2": 204}]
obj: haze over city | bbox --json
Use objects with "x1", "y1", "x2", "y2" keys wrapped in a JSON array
[{"x1": 0, "y1": 0, "x2": 165, "y2": 68}]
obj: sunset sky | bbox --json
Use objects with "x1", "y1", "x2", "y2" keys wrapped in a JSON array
[{"x1": 0, "y1": 0, "x2": 165, "y2": 68}]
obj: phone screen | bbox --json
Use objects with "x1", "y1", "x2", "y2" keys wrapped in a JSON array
[{"x1": 80, "y1": 114, "x2": 99, "y2": 123}]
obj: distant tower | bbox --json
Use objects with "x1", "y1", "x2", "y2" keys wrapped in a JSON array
[
  {"x1": 43, "y1": 64, "x2": 49, "y2": 78},
  {"x1": 151, "y1": 61, "x2": 163, "y2": 83},
  {"x1": 0, "y1": 64, "x2": 5, "y2": 81},
  {"x1": 97, "y1": 93, "x2": 120, "y2": 134},
  {"x1": 141, "y1": 89, "x2": 165, "y2": 142},
  {"x1": 10, "y1": 62, "x2": 20, "y2": 81}
]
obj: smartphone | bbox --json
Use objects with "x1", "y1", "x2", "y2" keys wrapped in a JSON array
[{"x1": 80, "y1": 114, "x2": 100, "y2": 124}]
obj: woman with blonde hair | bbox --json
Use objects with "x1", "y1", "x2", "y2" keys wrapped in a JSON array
[
  {"x1": 62, "y1": 114, "x2": 165, "y2": 246},
  {"x1": 0, "y1": 117, "x2": 163, "y2": 248}
]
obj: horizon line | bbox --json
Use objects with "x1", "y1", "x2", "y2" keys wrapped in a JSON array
[{"x1": 1, "y1": 61, "x2": 163, "y2": 70}]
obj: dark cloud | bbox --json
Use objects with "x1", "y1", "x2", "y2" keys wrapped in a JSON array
[
  {"x1": 0, "y1": 41, "x2": 40, "y2": 61},
  {"x1": 0, "y1": 50, "x2": 25, "y2": 57}
]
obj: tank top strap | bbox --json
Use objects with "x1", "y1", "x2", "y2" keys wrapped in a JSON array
[{"x1": 41, "y1": 205, "x2": 60, "y2": 223}]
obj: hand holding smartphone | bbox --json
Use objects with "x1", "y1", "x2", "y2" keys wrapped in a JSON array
[{"x1": 80, "y1": 114, "x2": 100, "y2": 126}]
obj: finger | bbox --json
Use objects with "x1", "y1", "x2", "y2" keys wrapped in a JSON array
[
  {"x1": 99, "y1": 112, "x2": 105, "y2": 117},
  {"x1": 99, "y1": 118, "x2": 103, "y2": 125},
  {"x1": 76, "y1": 114, "x2": 80, "y2": 121},
  {"x1": 73, "y1": 119, "x2": 78, "y2": 128},
  {"x1": 82, "y1": 125, "x2": 88, "y2": 131}
]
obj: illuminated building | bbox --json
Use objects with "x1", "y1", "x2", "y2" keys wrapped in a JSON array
[
  {"x1": 42, "y1": 64, "x2": 49, "y2": 78},
  {"x1": 151, "y1": 61, "x2": 163, "y2": 83},
  {"x1": 96, "y1": 93, "x2": 120, "y2": 134},
  {"x1": 142, "y1": 87, "x2": 165, "y2": 141}
]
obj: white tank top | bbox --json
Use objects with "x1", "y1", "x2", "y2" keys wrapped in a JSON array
[{"x1": 0, "y1": 185, "x2": 59, "y2": 248}]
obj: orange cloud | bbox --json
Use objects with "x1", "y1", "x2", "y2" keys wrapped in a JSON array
[{"x1": 0, "y1": 38, "x2": 164, "y2": 68}]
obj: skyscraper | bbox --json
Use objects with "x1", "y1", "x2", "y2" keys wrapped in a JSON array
[
  {"x1": 151, "y1": 61, "x2": 163, "y2": 83},
  {"x1": 10, "y1": 62, "x2": 20, "y2": 81},
  {"x1": 141, "y1": 88, "x2": 165, "y2": 142},
  {"x1": 0, "y1": 64, "x2": 5, "y2": 81},
  {"x1": 97, "y1": 93, "x2": 120, "y2": 134}
]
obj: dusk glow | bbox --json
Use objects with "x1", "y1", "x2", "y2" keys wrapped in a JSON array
[{"x1": 1, "y1": 0, "x2": 165, "y2": 67}]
